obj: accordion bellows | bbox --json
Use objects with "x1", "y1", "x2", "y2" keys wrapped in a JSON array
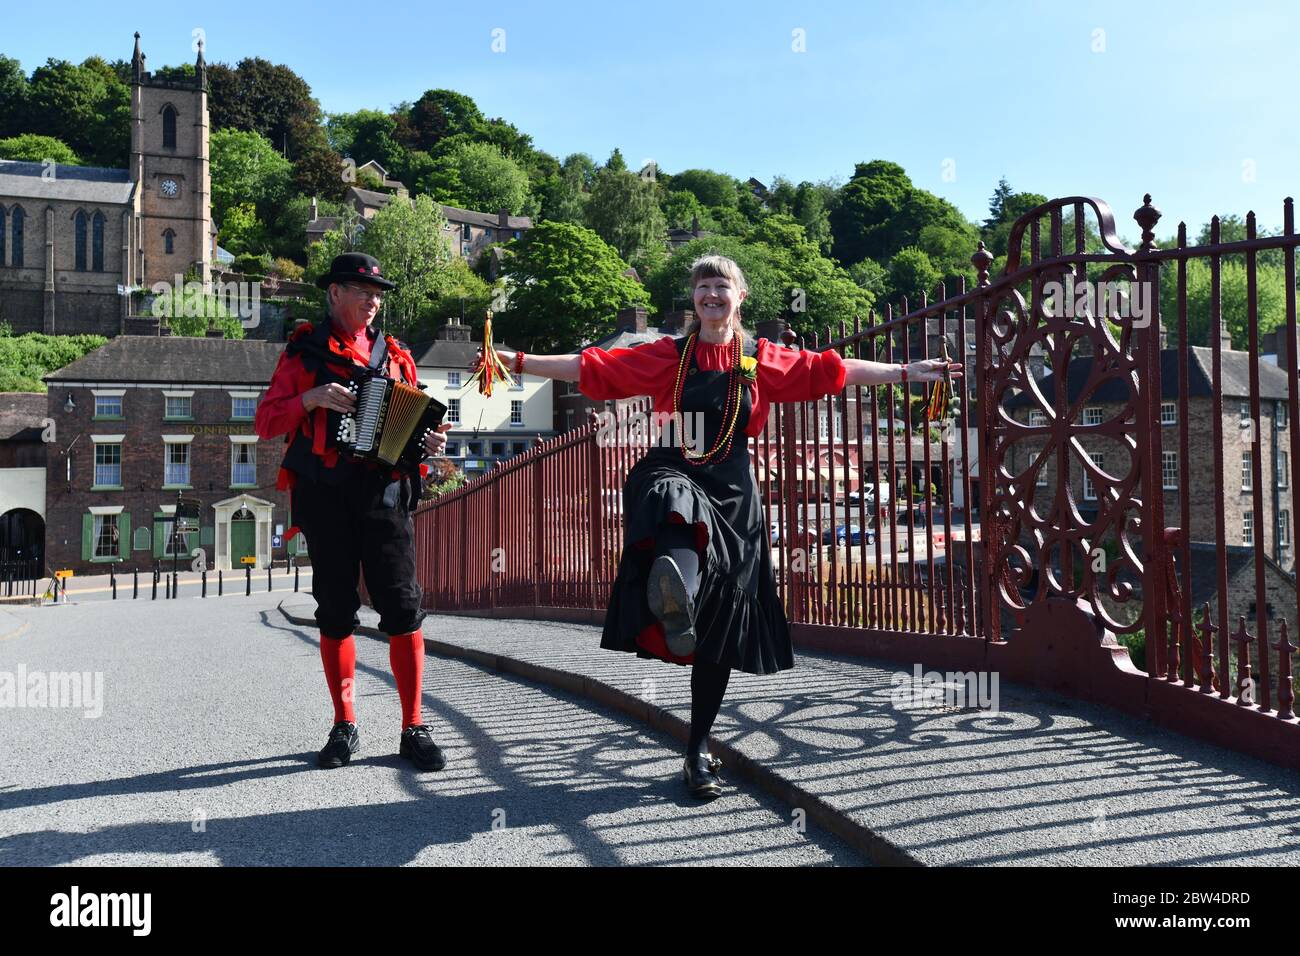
[{"x1": 336, "y1": 376, "x2": 446, "y2": 469}]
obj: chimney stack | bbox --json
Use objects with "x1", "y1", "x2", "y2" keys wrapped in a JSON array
[
  {"x1": 437, "y1": 315, "x2": 471, "y2": 342},
  {"x1": 661, "y1": 309, "x2": 692, "y2": 334},
  {"x1": 615, "y1": 306, "x2": 648, "y2": 334},
  {"x1": 755, "y1": 318, "x2": 788, "y2": 343}
]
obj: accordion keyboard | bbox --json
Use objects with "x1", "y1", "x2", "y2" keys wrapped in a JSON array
[{"x1": 353, "y1": 377, "x2": 388, "y2": 453}]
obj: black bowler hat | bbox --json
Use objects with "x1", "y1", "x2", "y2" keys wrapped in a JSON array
[{"x1": 315, "y1": 252, "x2": 397, "y2": 290}]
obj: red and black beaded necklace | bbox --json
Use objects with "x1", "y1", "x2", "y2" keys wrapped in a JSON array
[{"x1": 672, "y1": 330, "x2": 745, "y2": 467}]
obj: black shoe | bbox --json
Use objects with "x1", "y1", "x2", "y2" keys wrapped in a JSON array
[
  {"x1": 318, "y1": 721, "x2": 360, "y2": 769},
  {"x1": 648, "y1": 555, "x2": 696, "y2": 656},
  {"x1": 399, "y1": 724, "x2": 446, "y2": 772},
  {"x1": 683, "y1": 752, "x2": 723, "y2": 799}
]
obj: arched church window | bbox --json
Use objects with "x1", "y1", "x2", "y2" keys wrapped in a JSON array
[
  {"x1": 163, "y1": 229, "x2": 175, "y2": 255},
  {"x1": 11, "y1": 206, "x2": 23, "y2": 268},
  {"x1": 92, "y1": 211, "x2": 105, "y2": 272},
  {"x1": 162, "y1": 106, "x2": 177, "y2": 149},
  {"x1": 74, "y1": 210, "x2": 87, "y2": 271}
]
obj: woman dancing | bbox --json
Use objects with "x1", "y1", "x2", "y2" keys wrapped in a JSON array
[{"x1": 478, "y1": 255, "x2": 960, "y2": 798}]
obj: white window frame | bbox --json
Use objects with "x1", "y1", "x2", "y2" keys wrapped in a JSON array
[
  {"x1": 446, "y1": 371, "x2": 461, "y2": 388},
  {"x1": 163, "y1": 435, "x2": 194, "y2": 487},
  {"x1": 1028, "y1": 410, "x2": 1046, "y2": 427},
  {"x1": 92, "y1": 513, "x2": 120, "y2": 559},
  {"x1": 1281, "y1": 451, "x2": 1290, "y2": 489},
  {"x1": 1082, "y1": 451, "x2": 1104, "y2": 501},
  {"x1": 93, "y1": 441, "x2": 122, "y2": 487},
  {"x1": 230, "y1": 435, "x2": 257, "y2": 486},
  {"x1": 229, "y1": 391, "x2": 259, "y2": 420},
  {"x1": 447, "y1": 398, "x2": 461, "y2": 424},
  {"x1": 1241, "y1": 450, "x2": 1252, "y2": 492},
  {"x1": 1160, "y1": 401, "x2": 1176, "y2": 425},
  {"x1": 1279, "y1": 510, "x2": 1292, "y2": 547},
  {"x1": 510, "y1": 400, "x2": 523, "y2": 426},
  {"x1": 1083, "y1": 406, "x2": 1103, "y2": 426},
  {"x1": 1162, "y1": 450, "x2": 1178, "y2": 490},
  {"x1": 163, "y1": 390, "x2": 194, "y2": 419},
  {"x1": 1243, "y1": 511, "x2": 1254, "y2": 546}
]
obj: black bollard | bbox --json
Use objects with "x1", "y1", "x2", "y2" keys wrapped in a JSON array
[
  {"x1": 218, "y1": 569, "x2": 223, "y2": 597},
  {"x1": 133, "y1": 567, "x2": 138, "y2": 599},
  {"x1": 172, "y1": 571, "x2": 178, "y2": 599},
  {"x1": 267, "y1": 566, "x2": 272, "y2": 592},
  {"x1": 294, "y1": 562, "x2": 299, "y2": 592},
  {"x1": 152, "y1": 573, "x2": 157, "y2": 600},
  {"x1": 245, "y1": 565, "x2": 251, "y2": 596},
  {"x1": 111, "y1": 568, "x2": 116, "y2": 600},
  {"x1": 202, "y1": 570, "x2": 207, "y2": 598}
]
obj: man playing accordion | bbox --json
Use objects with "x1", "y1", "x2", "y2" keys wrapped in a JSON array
[{"x1": 255, "y1": 252, "x2": 453, "y2": 772}]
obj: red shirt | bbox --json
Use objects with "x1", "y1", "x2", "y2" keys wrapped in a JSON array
[
  {"x1": 254, "y1": 321, "x2": 420, "y2": 491},
  {"x1": 578, "y1": 335, "x2": 847, "y2": 435}
]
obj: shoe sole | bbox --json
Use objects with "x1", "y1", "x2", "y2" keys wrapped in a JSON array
[
  {"x1": 648, "y1": 555, "x2": 696, "y2": 656},
  {"x1": 317, "y1": 736, "x2": 360, "y2": 769},
  {"x1": 399, "y1": 739, "x2": 446, "y2": 772},
  {"x1": 682, "y1": 764, "x2": 723, "y2": 799}
]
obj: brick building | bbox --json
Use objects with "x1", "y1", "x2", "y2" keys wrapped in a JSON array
[
  {"x1": 1005, "y1": 338, "x2": 1296, "y2": 629},
  {"x1": 42, "y1": 336, "x2": 298, "y2": 574}
]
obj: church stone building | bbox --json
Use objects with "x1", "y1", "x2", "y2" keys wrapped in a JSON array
[{"x1": 0, "y1": 33, "x2": 212, "y2": 335}]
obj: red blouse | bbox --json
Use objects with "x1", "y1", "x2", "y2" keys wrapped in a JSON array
[{"x1": 578, "y1": 335, "x2": 847, "y2": 435}]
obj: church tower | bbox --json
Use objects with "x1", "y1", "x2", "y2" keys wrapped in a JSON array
[{"x1": 129, "y1": 32, "x2": 212, "y2": 291}]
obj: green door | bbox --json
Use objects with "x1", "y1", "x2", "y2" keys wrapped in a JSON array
[{"x1": 230, "y1": 509, "x2": 256, "y2": 568}]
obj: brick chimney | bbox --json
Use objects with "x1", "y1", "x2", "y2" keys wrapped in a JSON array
[
  {"x1": 660, "y1": 309, "x2": 692, "y2": 334},
  {"x1": 438, "y1": 315, "x2": 472, "y2": 342},
  {"x1": 309, "y1": 196, "x2": 318, "y2": 221},
  {"x1": 1273, "y1": 327, "x2": 1296, "y2": 374},
  {"x1": 615, "y1": 306, "x2": 648, "y2": 334},
  {"x1": 498, "y1": 208, "x2": 510, "y2": 228}
]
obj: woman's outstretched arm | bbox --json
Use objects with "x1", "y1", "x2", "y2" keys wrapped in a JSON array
[
  {"x1": 843, "y1": 358, "x2": 963, "y2": 387},
  {"x1": 470, "y1": 348, "x2": 579, "y2": 382}
]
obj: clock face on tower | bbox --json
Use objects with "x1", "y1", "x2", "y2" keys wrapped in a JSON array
[{"x1": 160, "y1": 179, "x2": 179, "y2": 198}]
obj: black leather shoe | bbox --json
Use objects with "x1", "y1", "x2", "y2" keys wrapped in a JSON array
[
  {"x1": 648, "y1": 555, "x2": 697, "y2": 656},
  {"x1": 399, "y1": 724, "x2": 446, "y2": 772},
  {"x1": 318, "y1": 721, "x2": 360, "y2": 768},
  {"x1": 682, "y1": 752, "x2": 723, "y2": 799}
]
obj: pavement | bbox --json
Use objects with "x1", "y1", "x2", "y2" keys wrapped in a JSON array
[
  {"x1": 277, "y1": 596, "x2": 1300, "y2": 867},
  {"x1": 0, "y1": 591, "x2": 865, "y2": 867},
  {"x1": 2, "y1": 585, "x2": 1299, "y2": 866}
]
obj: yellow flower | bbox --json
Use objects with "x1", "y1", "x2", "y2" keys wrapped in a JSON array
[{"x1": 739, "y1": 355, "x2": 758, "y2": 381}]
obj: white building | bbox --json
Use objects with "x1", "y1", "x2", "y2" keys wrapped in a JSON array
[{"x1": 411, "y1": 316, "x2": 554, "y2": 476}]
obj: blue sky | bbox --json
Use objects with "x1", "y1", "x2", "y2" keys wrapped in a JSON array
[{"x1": 6, "y1": 0, "x2": 1298, "y2": 236}]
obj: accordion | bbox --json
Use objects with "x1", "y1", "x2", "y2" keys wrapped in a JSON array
[{"x1": 333, "y1": 374, "x2": 447, "y2": 473}]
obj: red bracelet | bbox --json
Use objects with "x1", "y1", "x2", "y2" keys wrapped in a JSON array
[
  {"x1": 899, "y1": 364, "x2": 908, "y2": 384},
  {"x1": 513, "y1": 351, "x2": 526, "y2": 376}
]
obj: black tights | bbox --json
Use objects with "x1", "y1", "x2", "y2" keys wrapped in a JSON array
[{"x1": 653, "y1": 521, "x2": 730, "y2": 758}]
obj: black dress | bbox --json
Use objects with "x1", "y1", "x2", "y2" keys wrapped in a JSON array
[{"x1": 600, "y1": 336, "x2": 794, "y2": 675}]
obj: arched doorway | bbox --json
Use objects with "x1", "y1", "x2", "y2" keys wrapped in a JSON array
[
  {"x1": 0, "y1": 508, "x2": 45, "y2": 568},
  {"x1": 230, "y1": 507, "x2": 256, "y2": 567}
]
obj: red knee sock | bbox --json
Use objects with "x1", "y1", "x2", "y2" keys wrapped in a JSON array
[
  {"x1": 388, "y1": 630, "x2": 424, "y2": 729},
  {"x1": 319, "y1": 634, "x2": 357, "y2": 724}
]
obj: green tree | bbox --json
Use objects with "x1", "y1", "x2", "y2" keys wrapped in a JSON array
[
  {"x1": 887, "y1": 247, "x2": 942, "y2": 305},
  {"x1": 23, "y1": 57, "x2": 129, "y2": 166},
  {"x1": 584, "y1": 165, "x2": 666, "y2": 271},
  {"x1": 496, "y1": 221, "x2": 650, "y2": 352},
  {"x1": 669, "y1": 168, "x2": 738, "y2": 209},
  {"x1": 1160, "y1": 256, "x2": 1287, "y2": 351},
  {"x1": 207, "y1": 58, "x2": 324, "y2": 158},
  {"x1": 209, "y1": 128, "x2": 293, "y2": 226},
  {"x1": 0, "y1": 333, "x2": 109, "y2": 392},
  {"x1": 417, "y1": 140, "x2": 531, "y2": 215},
  {"x1": 0, "y1": 56, "x2": 28, "y2": 138},
  {"x1": 396, "y1": 89, "x2": 486, "y2": 152},
  {"x1": 148, "y1": 287, "x2": 245, "y2": 339},
  {"x1": 327, "y1": 109, "x2": 405, "y2": 176},
  {"x1": 218, "y1": 203, "x2": 269, "y2": 257},
  {"x1": 0, "y1": 133, "x2": 81, "y2": 164},
  {"x1": 352, "y1": 194, "x2": 455, "y2": 337}
]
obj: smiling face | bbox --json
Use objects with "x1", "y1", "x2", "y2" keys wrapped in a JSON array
[
  {"x1": 692, "y1": 274, "x2": 747, "y2": 329},
  {"x1": 328, "y1": 281, "x2": 384, "y2": 335}
]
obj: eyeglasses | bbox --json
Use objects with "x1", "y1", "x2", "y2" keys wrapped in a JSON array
[{"x1": 340, "y1": 283, "x2": 385, "y2": 301}]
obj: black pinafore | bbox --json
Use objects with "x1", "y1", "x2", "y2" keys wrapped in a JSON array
[{"x1": 599, "y1": 336, "x2": 794, "y2": 675}]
